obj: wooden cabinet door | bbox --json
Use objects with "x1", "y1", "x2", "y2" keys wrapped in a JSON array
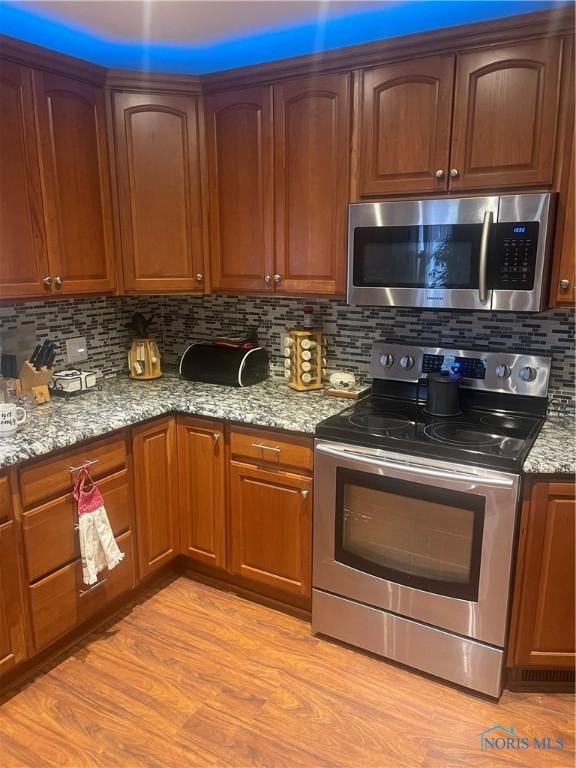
[
  {"x1": 206, "y1": 86, "x2": 274, "y2": 293},
  {"x1": 553, "y1": 138, "x2": 575, "y2": 305},
  {"x1": 177, "y1": 417, "x2": 226, "y2": 570},
  {"x1": 357, "y1": 56, "x2": 454, "y2": 197},
  {"x1": 274, "y1": 74, "x2": 351, "y2": 295},
  {"x1": 0, "y1": 60, "x2": 49, "y2": 299},
  {"x1": 133, "y1": 418, "x2": 179, "y2": 579},
  {"x1": 510, "y1": 482, "x2": 575, "y2": 669},
  {"x1": 114, "y1": 92, "x2": 206, "y2": 293},
  {"x1": 450, "y1": 38, "x2": 562, "y2": 190},
  {"x1": 229, "y1": 461, "x2": 311, "y2": 604},
  {"x1": 33, "y1": 71, "x2": 116, "y2": 294},
  {"x1": 0, "y1": 520, "x2": 27, "y2": 675}
]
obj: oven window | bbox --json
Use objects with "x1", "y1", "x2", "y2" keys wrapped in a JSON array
[
  {"x1": 335, "y1": 469, "x2": 485, "y2": 601},
  {"x1": 353, "y1": 224, "x2": 482, "y2": 289}
]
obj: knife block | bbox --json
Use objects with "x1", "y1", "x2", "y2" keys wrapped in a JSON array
[
  {"x1": 19, "y1": 361, "x2": 54, "y2": 402},
  {"x1": 128, "y1": 339, "x2": 162, "y2": 380}
]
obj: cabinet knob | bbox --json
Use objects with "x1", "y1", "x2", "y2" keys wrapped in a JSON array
[
  {"x1": 196, "y1": 273, "x2": 204, "y2": 282},
  {"x1": 273, "y1": 274, "x2": 281, "y2": 283},
  {"x1": 560, "y1": 278, "x2": 571, "y2": 289},
  {"x1": 54, "y1": 276, "x2": 63, "y2": 287},
  {"x1": 435, "y1": 169, "x2": 444, "y2": 179},
  {"x1": 300, "y1": 489, "x2": 309, "y2": 499},
  {"x1": 43, "y1": 276, "x2": 52, "y2": 287},
  {"x1": 264, "y1": 274, "x2": 271, "y2": 283},
  {"x1": 449, "y1": 168, "x2": 459, "y2": 178},
  {"x1": 212, "y1": 432, "x2": 220, "y2": 445}
]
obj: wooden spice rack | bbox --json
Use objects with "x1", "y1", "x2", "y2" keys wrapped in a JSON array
[{"x1": 283, "y1": 329, "x2": 325, "y2": 391}]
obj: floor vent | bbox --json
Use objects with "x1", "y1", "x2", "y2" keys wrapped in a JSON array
[{"x1": 521, "y1": 669, "x2": 575, "y2": 684}]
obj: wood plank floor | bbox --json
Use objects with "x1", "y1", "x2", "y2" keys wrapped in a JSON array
[{"x1": 0, "y1": 577, "x2": 573, "y2": 768}]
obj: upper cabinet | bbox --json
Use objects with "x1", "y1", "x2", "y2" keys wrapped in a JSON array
[
  {"x1": 206, "y1": 86, "x2": 274, "y2": 293},
  {"x1": 0, "y1": 61, "x2": 49, "y2": 299},
  {"x1": 450, "y1": 38, "x2": 563, "y2": 190},
  {"x1": 356, "y1": 56, "x2": 454, "y2": 196},
  {"x1": 553, "y1": 136, "x2": 575, "y2": 305},
  {"x1": 355, "y1": 38, "x2": 564, "y2": 197},
  {"x1": 113, "y1": 92, "x2": 207, "y2": 293},
  {"x1": 33, "y1": 71, "x2": 116, "y2": 294}
]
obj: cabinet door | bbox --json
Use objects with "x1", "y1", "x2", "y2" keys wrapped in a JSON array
[
  {"x1": 206, "y1": 86, "x2": 274, "y2": 292},
  {"x1": 357, "y1": 56, "x2": 454, "y2": 197},
  {"x1": 450, "y1": 38, "x2": 562, "y2": 190},
  {"x1": 114, "y1": 92, "x2": 206, "y2": 293},
  {"x1": 33, "y1": 71, "x2": 116, "y2": 294},
  {"x1": 177, "y1": 418, "x2": 226, "y2": 570},
  {"x1": 510, "y1": 482, "x2": 575, "y2": 668},
  {"x1": 230, "y1": 461, "x2": 311, "y2": 604},
  {"x1": 133, "y1": 418, "x2": 179, "y2": 579},
  {"x1": 553, "y1": 138, "x2": 575, "y2": 305},
  {"x1": 0, "y1": 60, "x2": 49, "y2": 299},
  {"x1": 274, "y1": 74, "x2": 351, "y2": 295},
  {"x1": 0, "y1": 519, "x2": 27, "y2": 675}
]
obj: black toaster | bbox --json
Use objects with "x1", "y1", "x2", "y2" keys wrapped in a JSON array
[{"x1": 179, "y1": 342, "x2": 269, "y2": 387}]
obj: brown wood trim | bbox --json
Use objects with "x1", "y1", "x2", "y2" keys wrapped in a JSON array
[
  {"x1": 0, "y1": 34, "x2": 105, "y2": 83},
  {"x1": 105, "y1": 69, "x2": 202, "y2": 94},
  {"x1": 202, "y1": 8, "x2": 575, "y2": 92}
]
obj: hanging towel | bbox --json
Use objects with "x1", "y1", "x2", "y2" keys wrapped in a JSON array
[{"x1": 73, "y1": 467, "x2": 124, "y2": 586}]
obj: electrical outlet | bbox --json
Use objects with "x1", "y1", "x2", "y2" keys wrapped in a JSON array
[{"x1": 66, "y1": 336, "x2": 88, "y2": 364}]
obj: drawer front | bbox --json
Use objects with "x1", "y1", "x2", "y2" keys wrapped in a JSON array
[
  {"x1": 230, "y1": 428, "x2": 313, "y2": 471},
  {"x1": 29, "y1": 530, "x2": 135, "y2": 652},
  {"x1": 20, "y1": 433, "x2": 128, "y2": 509},
  {"x1": 0, "y1": 475, "x2": 12, "y2": 524},
  {"x1": 23, "y1": 470, "x2": 132, "y2": 583}
]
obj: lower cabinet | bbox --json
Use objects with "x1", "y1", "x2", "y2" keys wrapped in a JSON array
[
  {"x1": 229, "y1": 460, "x2": 312, "y2": 605},
  {"x1": 133, "y1": 417, "x2": 180, "y2": 578},
  {"x1": 509, "y1": 480, "x2": 575, "y2": 673},
  {"x1": 177, "y1": 417, "x2": 226, "y2": 570},
  {"x1": 0, "y1": 519, "x2": 27, "y2": 674}
]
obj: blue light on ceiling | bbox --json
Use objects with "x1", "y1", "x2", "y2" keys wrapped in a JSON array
[{"x1": 0, "y1": 1, "x2": 569, "y2": 74}]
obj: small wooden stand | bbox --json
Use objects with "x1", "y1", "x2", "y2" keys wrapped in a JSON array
[
  {"x1": 128, "y1": 339, "x2": 162, "y2": 380},
  {"x1": 283, "y1": 329, "x2": 325, "y2": 391},
  {"x1": 19, "y1": 361, "x2": 54, "y2": 403}
]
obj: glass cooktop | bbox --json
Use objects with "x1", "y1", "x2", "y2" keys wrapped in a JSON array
[{"x1": 316, "y1": 395, "x2": 544, "y2": 471}]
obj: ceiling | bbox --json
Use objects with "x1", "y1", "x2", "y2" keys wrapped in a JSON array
[{"x1": 0, "y1": 0, "x2": 568, "y2": 74}]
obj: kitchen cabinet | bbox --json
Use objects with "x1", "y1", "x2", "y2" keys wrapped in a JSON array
[
  {"x1": 273, "y1": 74, "x2": 350, "y2": 294},
  {"x1": 33, "y1": 71, "x2": 116, "y2": 294},
  {"x1": 450, "y1": 38, "x2": 562, "y2": 191},
  {"x1": 509, "y1": 480, "x2": 575, "y2": 671},
  {"x1": 552, "y1": 137, "x2": 575, "y2": 305},
  {"x1": 0, "y1": 476, "x2": 27, "y2": 675},
  {"x1": 0, "y1": 60, "x2": 49, "y2": 299},
  {"x1": 133, "y1": 418, "x2": 179, "y2": 578},
  {"x1": 206, "y1": 86, "x2": 274, "y2": 292},
  {"x1": 113, "y1": 91, "x2": 207, "y2": 293},
  {"x1": 229, "y1": 460, "x2": 312, "y2": 605},
  {"x1": 177, "y1": 417, "x2": 226, "y2": 570},
  {"x1": 356, "y1": 56, "x2": 454, "y2": 196}
]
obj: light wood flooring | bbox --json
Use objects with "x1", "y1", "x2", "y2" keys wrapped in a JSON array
[{"x1": 0, "y1": 577, "x2": 573, "y2": 768}]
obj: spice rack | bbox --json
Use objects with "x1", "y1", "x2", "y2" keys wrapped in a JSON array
[{"x1": 283, "y1": 329, "x2": 325, "y2": 391}]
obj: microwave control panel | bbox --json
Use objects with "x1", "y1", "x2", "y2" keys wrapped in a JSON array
[{"x1": 489, "y1": 222, "x2": 539, "y2": 290}]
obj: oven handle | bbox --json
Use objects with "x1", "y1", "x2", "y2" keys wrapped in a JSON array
[
  {"x1": 478, "y1": 210, "x2": 493, "y2": 303},
  {"x1": 316, "y1": 443, "x2": 515, "y2": 487}
]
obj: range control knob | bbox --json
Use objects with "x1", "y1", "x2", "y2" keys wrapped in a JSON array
[
  {"x1": 380, "y1": 353, "x2": 395, "y2": 368},
  {"x1": 400, "y1": 355, "x2": 415, "y2": 370},
  {"x1": 495, "y1": 364, "x2": 511, "y2": 379},
  {"x1": 519, "y1": 366, "x2": 537, "y2": 382}
]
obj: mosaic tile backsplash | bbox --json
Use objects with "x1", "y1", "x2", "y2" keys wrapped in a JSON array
[{"x1": 1, "y1": 295, "x2": 574, "y2": 404}]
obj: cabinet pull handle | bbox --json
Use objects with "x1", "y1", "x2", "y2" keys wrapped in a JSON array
[
  {"x1": 264, "y1": 274, "x2": 271, "y2": 283},
  {"x1": 79, "y1": 578, "x2": 107, "y2": 598},
  {"x1": 43, "y1": 276, "x2": 52, "y2": 287},
  {"x1": 560, "y1": 278, "x2": 571, "y2": 289},
  {"x1": 300, "y1": 489, "x2": 309, "y2": 499},
  {"x1": 212, "y1": 432, "x2": 220, "y2": 445},
  {"x1": 251, "y1": 442, "x2": 281, "y2": 453},
  {"x1": 54, "y1": 276, "x2": 63, "y2": 286},
  {"x1": 449, "y1": 168, "x2": 459, "y2": 178},
  {"x1": 273, "y1": 274, "x2": 281, "y2": 283},
  {"x1": 435, "y1": 169, "x2": 444, "y2": 179}
]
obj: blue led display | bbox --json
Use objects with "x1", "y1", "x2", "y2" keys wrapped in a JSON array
[
  {"x1": 513, "y1": 226, "x2": 527, "y2": 234},
  {"x1": 0, "y1": 0, "x2": 570, "y2": 74}
]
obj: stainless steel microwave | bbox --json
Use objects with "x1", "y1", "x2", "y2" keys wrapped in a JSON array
[{"x1": 347, "y1": 193, "x2": 556, "y2": 312}]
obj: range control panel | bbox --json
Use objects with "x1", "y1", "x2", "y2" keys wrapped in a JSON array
[
  {"x1": 490, "y1": 222, "x2": 539, "y2": 289},
  {"x1": 370, "y1": 342, "x2": 551, "y2": 398}
]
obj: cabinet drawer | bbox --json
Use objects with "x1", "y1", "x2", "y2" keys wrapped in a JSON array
[
  {"x1": 29, "y1": 530, "x2": 135, "y2": 652},
  {"x1": 230, "y1": 428, "x2": 313, "y2": 471},
  {"x1": 0, "y1": 475, "x2": 12, "y2": 524},
  {"x1": 23, "y1": 470, "x2": 132, "y2": 583},
  {"x1": 19, "y1": 433, "x2": 128, "y2": 509}
]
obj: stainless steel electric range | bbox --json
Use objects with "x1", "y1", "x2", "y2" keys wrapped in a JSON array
[{"x1": 312, "y1": 342, "x2": 551, "y2": 697}]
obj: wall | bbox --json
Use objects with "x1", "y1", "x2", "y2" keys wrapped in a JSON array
[{"x1": 1, "y1": 295, "x2": 574, "y2": 405}]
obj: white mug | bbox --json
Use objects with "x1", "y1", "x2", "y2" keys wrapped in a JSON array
[{"x1": 0, "y1": 404, "x2": 27, "y2": 437}]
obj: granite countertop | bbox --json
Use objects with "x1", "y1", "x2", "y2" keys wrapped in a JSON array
[
  {"x1": 0, "y1": 374, "x2": 573, "y2": 475},
  {"x1": 0, "y1": 374, "x2": 351, "y2": 471}
]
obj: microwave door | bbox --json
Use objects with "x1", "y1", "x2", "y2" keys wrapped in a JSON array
[{"x1": 348, "y1": 197, "x2": 498, "y2": 309}]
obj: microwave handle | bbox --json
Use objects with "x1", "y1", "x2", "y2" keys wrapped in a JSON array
[{"x1": 479, "y1": 210, "x2": 493, "y2": 303}]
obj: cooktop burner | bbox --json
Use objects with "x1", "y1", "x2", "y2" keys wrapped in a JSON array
[
  {"x1": 348, "y1": 413, "x2": 412, "y2": 433},
  {"x1": 423, "y1": 422, "x2": 503, "y2": 447}
]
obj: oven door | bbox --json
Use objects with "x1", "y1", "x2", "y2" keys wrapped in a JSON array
[
  {"x1": 313, "y1": 441, "x2": 520, "y2": 647},
  {"x1": 348, "y1": 196, "x2": 498, "y2": 309}
]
